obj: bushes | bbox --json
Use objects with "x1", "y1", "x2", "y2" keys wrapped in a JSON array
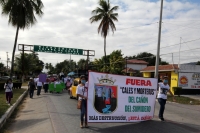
[
  {"x1": 0, "y1": 82, "x2": 22, "y2": 90},
  {"x1": 173, "y1": 87, "x2": 182, "y2": 96},
  {"x1": 0, "y1": 83, "x2": 4, "y2": 90}
]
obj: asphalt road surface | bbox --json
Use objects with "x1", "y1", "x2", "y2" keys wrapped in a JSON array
[{"x1": 8, "y1": 90, "x2": 200, "y2": 133}]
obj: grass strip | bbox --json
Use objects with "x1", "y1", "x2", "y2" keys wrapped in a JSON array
[
  {"x1": 167, "y1": 95, "x2": 200, "y2": 105},
  {"x1": 0, "y1": 89, "x2": 26, "y2": 117}
]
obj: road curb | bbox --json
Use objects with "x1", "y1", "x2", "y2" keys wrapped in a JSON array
[{"x1": 0, "y1": 89, "x2": 28, "y2": 129}]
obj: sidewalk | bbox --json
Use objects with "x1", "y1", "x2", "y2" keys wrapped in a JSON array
[{"x1": 9, "y1": 93, "x2": 54, "y2": 133}]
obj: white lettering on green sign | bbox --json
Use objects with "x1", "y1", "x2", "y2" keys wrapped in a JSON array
[{"x1": 33, "y1": 45, "x2": 83, "y2": 55}]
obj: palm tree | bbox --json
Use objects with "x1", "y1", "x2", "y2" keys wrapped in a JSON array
[
  {"x1": 90, "y1": 0, "x2": 118, "y2": 70},
  {"x1": 0, "y1": 0, "x2": 44, "y2": 78},
  {"x1": 45, "y1": 63, "x2": 49, "y2": 70}
]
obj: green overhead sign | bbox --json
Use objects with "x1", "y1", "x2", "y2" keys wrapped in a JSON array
[{"x1": 33, "y1": 45, "x2": 83, "y2": 55}]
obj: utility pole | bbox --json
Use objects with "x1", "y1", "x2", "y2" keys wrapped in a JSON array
[
  {"x1": 178, "y1": 37, "x2": 182, "y2": 67},
  {"x1": 154, "y1": 0, "x2": 163, "y2": 78},
  {"x1": 86, "y1": 50, "x2": 89, "y2": 70},
  {"x1": 6, "y1": 52, "x2": 8, "y2": 71},
  {"x1": 22, "y1": 45, "x2": 25, "y2": 82}
]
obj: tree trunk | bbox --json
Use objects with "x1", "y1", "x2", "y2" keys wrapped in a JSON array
[
  {"x1": 104, "y1": 37, "x2": 106, "y2": 72},
  {"x1": 10, "y1": 26, "x2": 20, "y2": 78}
]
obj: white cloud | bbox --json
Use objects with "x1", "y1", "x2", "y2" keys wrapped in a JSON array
[{"x1": 1, "y1": 0, "x2": 200, "y2": 68}]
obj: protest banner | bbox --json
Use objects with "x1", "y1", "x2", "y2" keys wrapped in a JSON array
[
  {"x1": 88, "y1": 72, "x2": 157, "y2": 123},
  {"x1": 39, "y1": 73, "x2": 47, "y2": 82}
]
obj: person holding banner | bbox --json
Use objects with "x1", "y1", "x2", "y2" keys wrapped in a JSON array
[
  {"x1": 76, "y1": 75, "x2": 89, "y2": 128},
  {"x1": 157, "y1": 76, "x2": 175, "y2": 121}
]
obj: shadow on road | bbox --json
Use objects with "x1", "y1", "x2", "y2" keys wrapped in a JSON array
[{"x1": 86, "y1": 120, "x2": 200, "y2": 133}]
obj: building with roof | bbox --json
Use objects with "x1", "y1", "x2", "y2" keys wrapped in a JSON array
[
  {"x1": 125, "y1": 59, "x2": 148, "y2": 71},
  {"x1": 123, "y1": 59, "x2": 148, "y2": 76},
  {"x1": 140, "y1": 64, "x2": 200, "y2": 94}
]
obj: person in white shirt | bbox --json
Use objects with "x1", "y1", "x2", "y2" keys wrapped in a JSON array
[
  {"x1": 44, "y1": 78, "x2": 49, "y2": 93},
  {"x1": 60, "y1": 72, "x2": 64, "y2": 82},
  {"x1": 64, "y1": 76, "x2": 68, "y2": 84},
  {"x1": 54, "y1": 78, "x2": 63, "y2": 92},
  {"x1": 4, "y1": 78, "x2": 13, "y2": 106},
  {"x1": 76, "y1": 75, "x2": 89, "y2": 128},
  {"x1": 35, "y1": 76, "x2": 43, "y2": 96},
  {"x1": 157, "y1": 76, "x2": 175, "y2": 121}
]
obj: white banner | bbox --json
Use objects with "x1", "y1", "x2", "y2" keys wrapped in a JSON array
[
  {"x1": 178, "y1": 73, "x2": 200, "y2": 89},
  {"x1": 87, "y1": 72, "x2": 157, "y2": 123}
]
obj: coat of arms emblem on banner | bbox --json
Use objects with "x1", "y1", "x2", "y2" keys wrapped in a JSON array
[{"x1": 94, "y1": 74, "x2": 118, "y2": 114}]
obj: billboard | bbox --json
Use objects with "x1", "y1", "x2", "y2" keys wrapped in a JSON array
[
  {"x1": 179, "y1": 73, "x2": 200, "y2": 89},
  {"x1": 87, "y1": 72, "x2": 157, "y2": 123}
]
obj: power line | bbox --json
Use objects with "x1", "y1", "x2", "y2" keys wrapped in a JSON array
[
  {"x1": 117, "y1": 22, "x2": 157, "y2": 30},
  {"x1": 181, "y1": 38, "x2": 200, "y2": 60},
  {"x1": 163, "y1": 22, "x2": 200, "y2": 29},
  {"x1": 160, "y1": 47, "x2": 200, "y2": 56},
  {"x1": 147, "y1": 37, "x2": 200, "y2": 52}
]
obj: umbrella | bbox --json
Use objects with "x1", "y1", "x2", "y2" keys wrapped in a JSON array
[{"x1": 68, "y1": 72, "x2": 75, "y2": 76}]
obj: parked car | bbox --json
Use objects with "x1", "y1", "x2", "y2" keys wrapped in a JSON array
[
  {"x1": 0, "y1": 76, "x2": 10, "y2": 81},
  {"x1": 70, "y1": 78, "x2": 80, "y2": 99}
]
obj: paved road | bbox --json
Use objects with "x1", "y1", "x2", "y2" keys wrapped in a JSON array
[{"x1": 8, "y1": 89, "x2": 200, "y2": 133}]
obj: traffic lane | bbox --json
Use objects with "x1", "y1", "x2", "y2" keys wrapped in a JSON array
[
  {"x1": 48, "y1": 91, "x2": 199, "y2": 133},
  {"x1": 154, "y1": 101, "x2": 200, "y2": 131}
]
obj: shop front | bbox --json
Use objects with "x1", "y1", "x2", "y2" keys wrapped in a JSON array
[
  {"x1": 141, "y1": 64, "x2": 200, "y2": 94},
  {"x1": 141, "y1": 64, "x2": 179, "y2": 94}
]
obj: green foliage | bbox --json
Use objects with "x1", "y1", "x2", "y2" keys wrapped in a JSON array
[
  {"x1": 90, "y1": 0, "x2": 119, "y2": 38},
  {"x1": 77, "y1": 59, "x2": 87, "y2": 70},
  {"x1": 0, "y1": 0, "x2": 44, "y2": 77},
  {"x1": 0, "y1": 89, "x2": 26, "y2": 118},
  {"x1": 1, "y1": 0, "x2": 44, "y2": 29},
  {"x1": 0, "y1": 62, "x2": 4, "y2": 68},
  {"x1": 46, "y1": 60, "x2": 76, "y2": 75},
  {"x1": 0, "y1": 63, "x2": 6, "y2": 74},
  {"x1": 160, "y1": 61, "x2": 169, "y2": 65},
  {"x1": 167, "y1": 95, "x2": 200, "y2": 105},
  {"x1": 109, "y1": 50, "x2": 124, "y2": 74},
  {"x1": 92, "y1": 50, "x2": 125, "y2": 74},
  {"x1": 196, "y1": 61, "x2": 200, "y2": 65},
  {"x1": 14, "y1": 52, "x2": 44, "y2": 75},
  {"x1": 127, "y1": 52, "x2": 169, "y2": 66}
]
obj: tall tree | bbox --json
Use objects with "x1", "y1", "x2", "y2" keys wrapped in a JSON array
[
  {"x1": 128, "y1": 52, "x2": 169, "y2": 66},
  {"x1": 0, "y1": 62, "x2": 4, "y2": 69},
  {"x1": 14, "y1": 53, "x2": 44, "y2": 76},
  {"x1": 77, "y1": 59, "x2": 87, "y2": 70},
  {"x1": 0, "y1": 0, "x2": 44, "y2": 78},
  {"x1": 90, "y1": 0, "x2": 118, "y2": 69},
  {"x1": 45, "y1": 63, "x2": 49, "y2": 70}
]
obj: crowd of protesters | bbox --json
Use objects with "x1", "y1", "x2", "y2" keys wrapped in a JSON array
[{"x1": 26, "y1": 73, "x2": 74, "y2": 98}]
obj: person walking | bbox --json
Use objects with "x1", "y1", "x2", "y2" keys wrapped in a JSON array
[
  {"x1": 35, "y1": 76, "x2": 43, "y2": 96},
  {"x1": 157, "y1": 76, "x2": 175, "y2": 121},
  {"x1": 4, "y1": 78, "x2": 13, "y2": 106},
  {"x1": 28, "y1": 78, "x2": 36, "y2": 98},
  {"x1": 76, "y1": 75, "x2": 89, "y2": 128},
  {"x1": 44, "y1": 78, "x2": 49, "y2": 93}
]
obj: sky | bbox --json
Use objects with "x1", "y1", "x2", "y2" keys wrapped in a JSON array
[{"x1": 1, "y1": 0, "x2": 200, "y2": 68}]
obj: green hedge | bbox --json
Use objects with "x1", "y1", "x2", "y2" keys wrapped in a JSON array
[{"x1": 173, "y1": 87, "x2": 182, "y2": 96}]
